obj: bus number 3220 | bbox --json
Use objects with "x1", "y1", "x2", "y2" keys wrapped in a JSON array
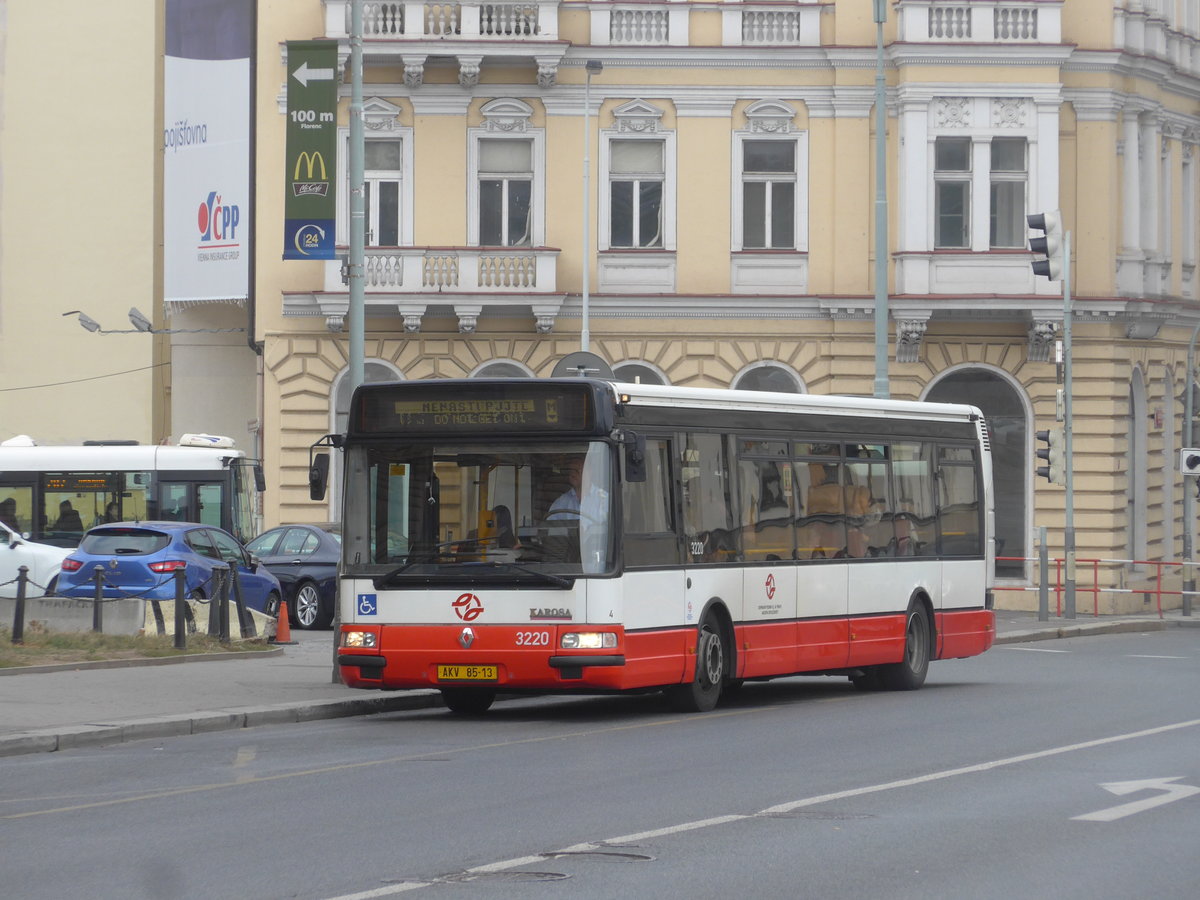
[{"x1": 515, "y1": 631, "x2": 550, "y2": 646}]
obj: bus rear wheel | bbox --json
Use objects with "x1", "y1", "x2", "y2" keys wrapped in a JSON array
[
  {"x1": 441, "y1": 687, "x2": 496, "y2": 715},
  {"x1": 666, "y1": 617, "x2": 725, "y2": 713},
  {"x1": 877, "y1": 603, "x2": 931, "y2": 691}
]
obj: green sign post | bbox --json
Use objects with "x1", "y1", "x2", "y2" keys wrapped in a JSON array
[{"x1": 284, "y1": 40, "x2": 338, "y2": 260}]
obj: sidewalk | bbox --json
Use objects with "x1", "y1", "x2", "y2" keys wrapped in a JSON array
[{"x1": 2, "y1": 612, "x2": 1196, "y2": 757}]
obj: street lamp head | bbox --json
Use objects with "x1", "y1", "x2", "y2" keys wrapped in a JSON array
[
  {"x1": 585, "y1": 60, "x2": 603, "y2": 76},
  {"x1": 128, "y1": 307, "x2": 154, "y2": 332},
  {"x1": 61, "y1": 310, "x2": 103, "y2": 332}
]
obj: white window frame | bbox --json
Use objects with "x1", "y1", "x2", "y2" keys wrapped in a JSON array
[
  {"x1": 732, "y1": 131, "x2": 808, "y2": 251},
  {"x1": 988, "y1": 136, "x2": 1029, "y2": 249},
  {"x1": 336, "y1": 127, "x2": 414, "y2": 247},
  {"x1": 598, "y1": 129, "x2": 676, "y2": 251},
  {"x1": 467, "y1": 126, "x2": 546, "y2": 248}
]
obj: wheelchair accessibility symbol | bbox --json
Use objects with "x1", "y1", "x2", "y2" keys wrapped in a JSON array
[{"x1": 357, "y1": 593, "x2": 378, "y2": 616}]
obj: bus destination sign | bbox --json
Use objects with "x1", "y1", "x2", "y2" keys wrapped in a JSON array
[{"x1": 353, "y1": 383, "x2": 601, "y2": 435}]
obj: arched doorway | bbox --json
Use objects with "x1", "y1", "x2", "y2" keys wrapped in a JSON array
[{"x1": 926, "y1": 368, "x2": 1028, "y2": 579}]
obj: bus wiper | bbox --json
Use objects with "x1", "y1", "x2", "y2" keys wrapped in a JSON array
[
  {"x1": 463, "y1": 560, "x2": 573, "y2": 588},
  {"x1": 376, "y1": 549, "x2": 449, "y2": 585}
]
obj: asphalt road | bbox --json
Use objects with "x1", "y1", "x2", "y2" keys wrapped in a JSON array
[{"x1": 2, "y1": 629, "x2": 1198, "y2": 900}]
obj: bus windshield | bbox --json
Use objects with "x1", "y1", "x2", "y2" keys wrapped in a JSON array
[{"x1": 343, "y1": 441, "x2": 615, "y2": 582}]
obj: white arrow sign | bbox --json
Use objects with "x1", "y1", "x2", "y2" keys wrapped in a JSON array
[
  {"x1": 1072, "y1": 777, "x2": 1200, "y2": 822},
  {"x1": 292, "y1": 60, "x2": 334, "y2": 88}
]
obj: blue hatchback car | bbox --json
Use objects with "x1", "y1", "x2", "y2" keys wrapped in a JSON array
[{"x1": 56, "y1": 522, "x2": 282, "y2": 614}]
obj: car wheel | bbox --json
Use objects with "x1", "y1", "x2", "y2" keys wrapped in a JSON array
[{"x1": 293, "y1": 581, "x2": 331, "y2": 630}]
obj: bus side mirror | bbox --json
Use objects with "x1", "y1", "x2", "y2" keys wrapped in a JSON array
[
  {"x1": 624, "y1": 432, "x2": 646, "y2": 483},
  {"x1": 309, "y1": 453, "x2": 330, "y2": 501},
  {"x1": 253, "y1": 464, "x2": 266, "y2": 493}
]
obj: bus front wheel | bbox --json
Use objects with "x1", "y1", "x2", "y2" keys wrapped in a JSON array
[
  {"x1": 666, "y1": 617, "x2": 725, "y2": 713},
  {"x1": 441, "y1": 687, "x2": 496, "y2": 715}
]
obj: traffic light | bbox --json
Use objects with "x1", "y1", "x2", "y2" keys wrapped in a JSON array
[
  {"x1": 1028, "y1": 210, "x2": 1064, "y2": 280},
  {"x1": 1036, "y1": 427, "x2": 1065, "y2": 484}
]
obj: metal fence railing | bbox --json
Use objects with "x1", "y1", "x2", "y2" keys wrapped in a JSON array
[{"x1": 5, "y1": 563, "x2": 264, "y2": 649}]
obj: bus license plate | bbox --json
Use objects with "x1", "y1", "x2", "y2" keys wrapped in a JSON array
[{"x1": 437, "y1": 664, "x2": 498, "y2": 682}]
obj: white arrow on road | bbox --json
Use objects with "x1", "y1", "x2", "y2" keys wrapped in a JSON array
[
  {"x1": 292, "y1": 60, "x2": 334, "y2": 87},
  {"x1": 1072, "y1": 777, "x2": 1200, "y2": 822}
]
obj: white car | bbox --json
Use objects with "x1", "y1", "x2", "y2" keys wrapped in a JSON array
[{"x1": 0, "y1": 521, "x2": 70, "y2": 598}]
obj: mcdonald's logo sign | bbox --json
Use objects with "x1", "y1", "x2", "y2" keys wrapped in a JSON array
[{"x1": 292, "y1": 151, "x2": 329, "y2": 197}]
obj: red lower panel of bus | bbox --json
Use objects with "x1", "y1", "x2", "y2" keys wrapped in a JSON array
[
  {"x1": 336, "y1": 608, "x2": 994, "y2": 692},
  {"x1": 936, "y1": 608, "x2": 996, "y2": 659}
]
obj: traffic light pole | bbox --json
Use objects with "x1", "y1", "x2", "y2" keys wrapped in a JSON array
[
  {"x1": 1062, "y1": 230, "x2": 1076, "y2": 619},
  {"x1": 1184, "y1": 321, "x2": 1200, "y2": 616}
]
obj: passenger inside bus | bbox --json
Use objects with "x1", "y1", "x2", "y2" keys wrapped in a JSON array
[
  {"x1": 0, "y1": 498, "x2": 17, "y2": 532},
  {"x1": 52, "y1": 500, "x2": 84, "y2": 534}
]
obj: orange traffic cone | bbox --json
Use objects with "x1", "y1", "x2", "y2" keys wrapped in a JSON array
[{"x1": 271, "y1": 599, "x2": 297, "y2": 644}]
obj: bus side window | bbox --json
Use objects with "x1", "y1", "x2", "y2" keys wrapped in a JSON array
[
  {"x1": 681, "y1": 433, "x2": 739, "y2": 565},
  {"x1": 622, "y1": 438, "x2": 679, "y2": 567}
]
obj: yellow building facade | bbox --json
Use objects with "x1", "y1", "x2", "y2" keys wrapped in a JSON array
[
  {"x1": 7, "y1": 2, "x2": 1193, "y2": 613},
  {"x1": 256, "y1": 1, "x2": 1200, "y2": 612}
]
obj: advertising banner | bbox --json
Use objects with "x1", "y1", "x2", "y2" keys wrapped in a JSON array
[
  {"x1": 163, "y1": 0, "x2": 253, "y2": 303},
  {"x1": 283, "y1": 41, "x2": 338, "y2": 260}
]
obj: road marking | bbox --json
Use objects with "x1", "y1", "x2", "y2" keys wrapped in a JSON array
[
  {"x1": 1002, "y1": 647, "x2": 1070, "y2": 653},
  {"x1": 1072, "y1": 777, "x2": 1200, "y2": 822},
  {"x1": 320, "y1": 717, "x2": 1200, "y2": 900},
  {"x1": 1126, "y1": 654, "x2": 1188, "y2": 659}
]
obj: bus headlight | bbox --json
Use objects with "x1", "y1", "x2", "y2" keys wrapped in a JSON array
[
  {"x1": 342, "y1": 630, "x2": 378, "y2": 649},
  {"x1": 560, "y1": 632, "x2": 617, "y2": 650}
]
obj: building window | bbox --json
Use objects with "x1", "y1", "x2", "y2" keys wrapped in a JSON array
[
  {"x1": 742, "y1": 140, "x2": 796, "y2": 249},
  {"x1": 365, "y1": 140, "x2": 402, "y2": 247},
  {"x1": 935, "y1": 137, "x2": 971, "y2": 248},
  {"x1": 610, "y1": 139, "x2": 664, "y2": 248},
  {"x1": 613, "y1": 362, "x2": 667, "y2": 385},
  {"x1": 989, "y1": 137, "x2": 1027, "y2": 248},
  {"x1": 478, "y1": 138, "x2": 532, "y2": 246},
  {"x1": 733, "y1": 363, "x2": 802, "y2": 393}
]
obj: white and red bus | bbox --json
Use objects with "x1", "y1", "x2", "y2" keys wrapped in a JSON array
[{"x1": 316, "y1": 378, "x2": 995, "y2": 713}]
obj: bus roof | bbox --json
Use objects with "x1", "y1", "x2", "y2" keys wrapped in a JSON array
[
  {"x1": 607, "y1": 381, "x2": 983, "y2": 425},
  {"x1": 0, "y1": 443, "x2": 244, "y2": 472}
]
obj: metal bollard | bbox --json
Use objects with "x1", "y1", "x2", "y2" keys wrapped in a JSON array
[
  {"x1": 1038, "y1": 526, "x2": 1049, "y2": 621},
  {"x1": 173, "y1": 568, "x2": 187, "y2": 651},
  {"x1": 12, "y1": 565, "x2": 28, "y2": 644},
  {"x1": 218, "y1": 564, "x2": 232, "y2": 644},
  {"x1": 229, "y1": 565, "x2": 256, "y2": 639},
  {"x1": 207, "y1": 568, "x2": 223, "y2": 636},
  {"x1": 92, "y1": 565, "x2": 105, "y2": 633}
]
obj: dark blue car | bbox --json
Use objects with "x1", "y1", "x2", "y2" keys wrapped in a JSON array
[
  {"x1": 246, "y1": 523, "x2": 340, "y2": 629},
  {"x1": 57, "y1": 521, "x2": 282, "y2": 614}
]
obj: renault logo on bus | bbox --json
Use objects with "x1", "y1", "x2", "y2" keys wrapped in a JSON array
[
  {"x1": 459, "y1": 627, "x2": 476, "y2": 649},
  {"x1": 452, "y1": 592, "x2": 483, "y2": 622}
]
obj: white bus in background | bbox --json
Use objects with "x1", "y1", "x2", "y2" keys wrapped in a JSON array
[
  {"x1": 0, "y1": 434, "x2": 263, "y2": 547},
  {"x1": 319, "y1": 378, "x2": 996, "y2": 714}
]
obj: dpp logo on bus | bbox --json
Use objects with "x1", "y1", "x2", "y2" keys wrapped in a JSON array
[{"x1": 197, "y1": 190, "x2": 240, "y2": 244}]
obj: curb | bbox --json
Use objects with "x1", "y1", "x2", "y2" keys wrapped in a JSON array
[{"x1": 0, "y1": 690, "x2": 444, "y2": 758}]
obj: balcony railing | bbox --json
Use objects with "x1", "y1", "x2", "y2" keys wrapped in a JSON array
[
  {"x1": 723, "y1": 3, "x2": 823, "y2": 47},
  {"x1": 324, "y1": 0, "x2": 558, "y2": 41},
  {"x1": 896, "y1": 1, "x2": 1062, "y2": 44},
  {"x1": 323, "y1": 246, "x2": 559, "y2": 293}
]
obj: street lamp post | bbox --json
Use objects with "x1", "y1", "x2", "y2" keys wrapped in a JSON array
[
  {"x1": 872, "y1": 0, "x2": 890, "y2": 399},
  {"x1": 581, "y1": 60, "x2": 602, "y2": 354}
]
